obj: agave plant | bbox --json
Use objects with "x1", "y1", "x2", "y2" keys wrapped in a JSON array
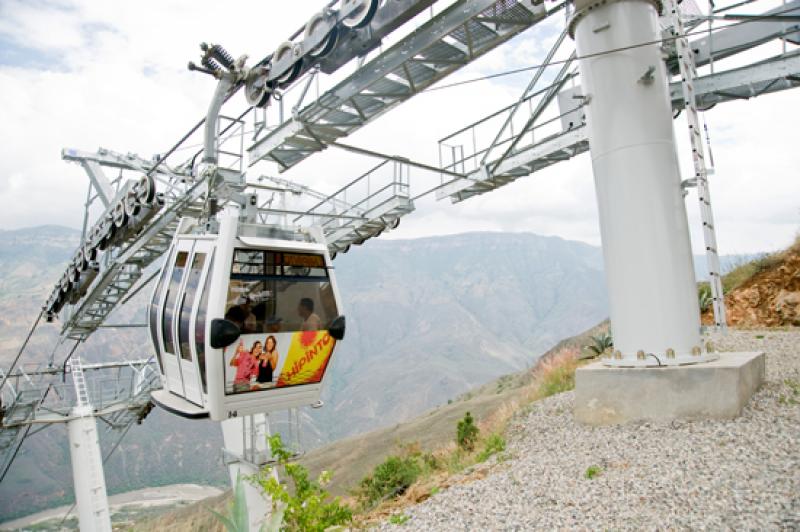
[
  {"x1": 581, "y1": 331, "x2": 613, "y2": 359},
  {"x1": 211, "y1": 474, "x2": 285, "y2": 532},
  {"x1": 698, "y1": 285, "x2": 713, "y2": 312}
]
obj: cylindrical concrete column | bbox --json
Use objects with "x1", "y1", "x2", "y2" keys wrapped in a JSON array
[
  {"x1": 67, "y1": 406, "x2": 112, "y2": 532},
  {"x1": 570, "y1": 0, "x2": 714, "y2": 366}
]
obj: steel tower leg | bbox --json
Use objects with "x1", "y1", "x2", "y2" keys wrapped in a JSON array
[
  {"x1": 569, "y1": 0, "x2": 716, "y2": 366},
  {"x1": 67, "y1": 406, "x2": 112, "y2": 532}
]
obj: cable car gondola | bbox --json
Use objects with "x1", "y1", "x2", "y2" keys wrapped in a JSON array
[{"x1": 148, "y1": 212, "x2": 345, "y2": 421}]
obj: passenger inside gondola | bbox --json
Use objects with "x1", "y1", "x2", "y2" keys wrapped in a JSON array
[
  {"x1": 298, "y1": 297, "x2": 321, "y2": 331},
  {"x1": 226, "y1": 249, "x2": 338, "y2": 333}
]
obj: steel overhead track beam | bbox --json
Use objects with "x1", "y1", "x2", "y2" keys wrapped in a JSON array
[
  {"x1": 61, "y1": 174, "x2": 207, "y2": 340},
  {"x1": 437, "y1": 52, "x2": 800, "y2": 202},
  {"x1": 248, "y1": 0, "x2": 549, "y2": 170}
]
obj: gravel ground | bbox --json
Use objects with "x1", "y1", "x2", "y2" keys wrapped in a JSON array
[{"x1": 379, "y1": 329, "x2": 800, "y2": 531}]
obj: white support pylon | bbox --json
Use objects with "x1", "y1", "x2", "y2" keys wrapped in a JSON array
[
  {"x1": 67, "y1": 357, "x2": 112, "y2": 532},
  {"x1": 568, "y1": 0, "x2": 717, "y2": 366}
]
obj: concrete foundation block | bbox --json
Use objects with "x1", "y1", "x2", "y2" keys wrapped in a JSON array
[{"x1": 574, "y1": 352, "x2": 765, "y2": 425}]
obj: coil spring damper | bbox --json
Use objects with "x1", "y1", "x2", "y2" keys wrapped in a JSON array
[{"x1": 208, "y1": 44, "x2": 235, "y2": 70}]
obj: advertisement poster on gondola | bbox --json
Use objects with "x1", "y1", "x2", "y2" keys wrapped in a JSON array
[{"x1": 223, "y1": 330, "x2": 335, "y2": 395}]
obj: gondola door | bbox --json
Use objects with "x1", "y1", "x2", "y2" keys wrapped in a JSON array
[
  {"x1": 175, "y1": 239, "x2": 213, "y2": 406},
  {"x1": 158, "y1": 242, "x2": 191, "y2": 396}
]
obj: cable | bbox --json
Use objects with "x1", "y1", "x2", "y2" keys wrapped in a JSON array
[
  {"x1": 61, "y1": 340, "x2": 82, "y2": 383},
  {"x1": 0, "y1": 385, "x2": 51, "y2": 483},
  {"x1": 423, "y1": 4, "x2": 800, "y2": 93},
  {"x1": 0, "y1": 309, "x2": 43, "y2": 395}
]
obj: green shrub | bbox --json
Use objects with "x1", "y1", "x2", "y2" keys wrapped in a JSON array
[
  {"x1": 477, "y1": 433, "x2": 506, "y2": 463},
  {"x1": 357, "y1": 455, "x2": 421, "y2": 508},
  {"x1": 456, "y1": 412, "x2": 479, "y2": 452},
  {"x1": 252, "y1": 434, "x2": 352, "y2": 532},
  {"x1": 446, "y1": 450, "x2": 465, "y2": 474},
  {"x1": 389, "y1": 513, "x2": 410, "y2": 525},
  {"x1": 421, "y1": 452, "x2": 440, "y2": 472},
  {"x1": 584, "y1": 465, "x2": 602, "y2": 480}
]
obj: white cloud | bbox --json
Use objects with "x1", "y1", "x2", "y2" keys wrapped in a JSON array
[{"x1": 0, "y1": 0, "x2": 797, "y2": 256}]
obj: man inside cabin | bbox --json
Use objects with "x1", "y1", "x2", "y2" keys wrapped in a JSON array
[
  {"x1": 233, "y1": 296, "x2": 258, "y2": 333},
  {"x1": 298, "y1": 297, "x2": 321, "y2": 331}
]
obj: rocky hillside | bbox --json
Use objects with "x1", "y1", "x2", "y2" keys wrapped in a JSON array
[{"x1": 703, "y1": 237, "x2": 800, "y2": 327}]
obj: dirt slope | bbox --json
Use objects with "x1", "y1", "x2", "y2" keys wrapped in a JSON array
[{"x1": 704, "y1": 238, "x2": 800, "y2": 327}]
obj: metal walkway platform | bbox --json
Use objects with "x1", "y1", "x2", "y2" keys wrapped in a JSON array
[{"x1": 436, "y1": 52, "x2": 800, "y2": 202}]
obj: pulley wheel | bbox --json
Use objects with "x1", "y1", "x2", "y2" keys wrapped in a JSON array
[
  {"x1": 271, "y1": 42, "x2": 303, "y2": 87},
  {"x1": 134, "y1": 174, "x2": 156, "y2": 205},
  {"x1": 341, "y1": 0, "x2": 379, "y2": 29},
  {"x1": 83, "y1": 243, "x2": 97, "y2": 264},
  {"x1": 101, "y1": 215, "x2": 117, "y2": 248},
  {"x1": 304, "y1": 11, "x2": 339, "y2": 58},
  {"x1": 68, "y1": 265, "x2": 80, "y2": 284},
  {"x1": 59, "y1": 275, "x2": 70, "y2": 295},
  {"x1": 74, "y1": 250, "x2": 87, "y2": 272},
  {"x1": 112, "y1": 201, "x2": 128, "y2": 229},
  {"x1": 124, "y1": 189, "x2": 141, "y2": 218},
  {"x1": 245, "y1": 67, "x2": 271, "y2": 108}
]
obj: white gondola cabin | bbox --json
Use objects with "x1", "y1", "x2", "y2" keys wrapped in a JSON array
[{"x1": 149, "y1": 213, "x2": 345, "y2": 421}]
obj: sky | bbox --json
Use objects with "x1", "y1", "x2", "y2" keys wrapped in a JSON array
[{"x1": 0, "y1": 0, "x2": 797, "y2": 256}]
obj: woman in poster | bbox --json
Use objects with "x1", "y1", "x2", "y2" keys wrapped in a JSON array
[
  {"x1": 257, "y1": 335, "x2": 279, "y2": 386},
  {"x1": 230, "y1": 340, "x2": 260, "y2": 393}
]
